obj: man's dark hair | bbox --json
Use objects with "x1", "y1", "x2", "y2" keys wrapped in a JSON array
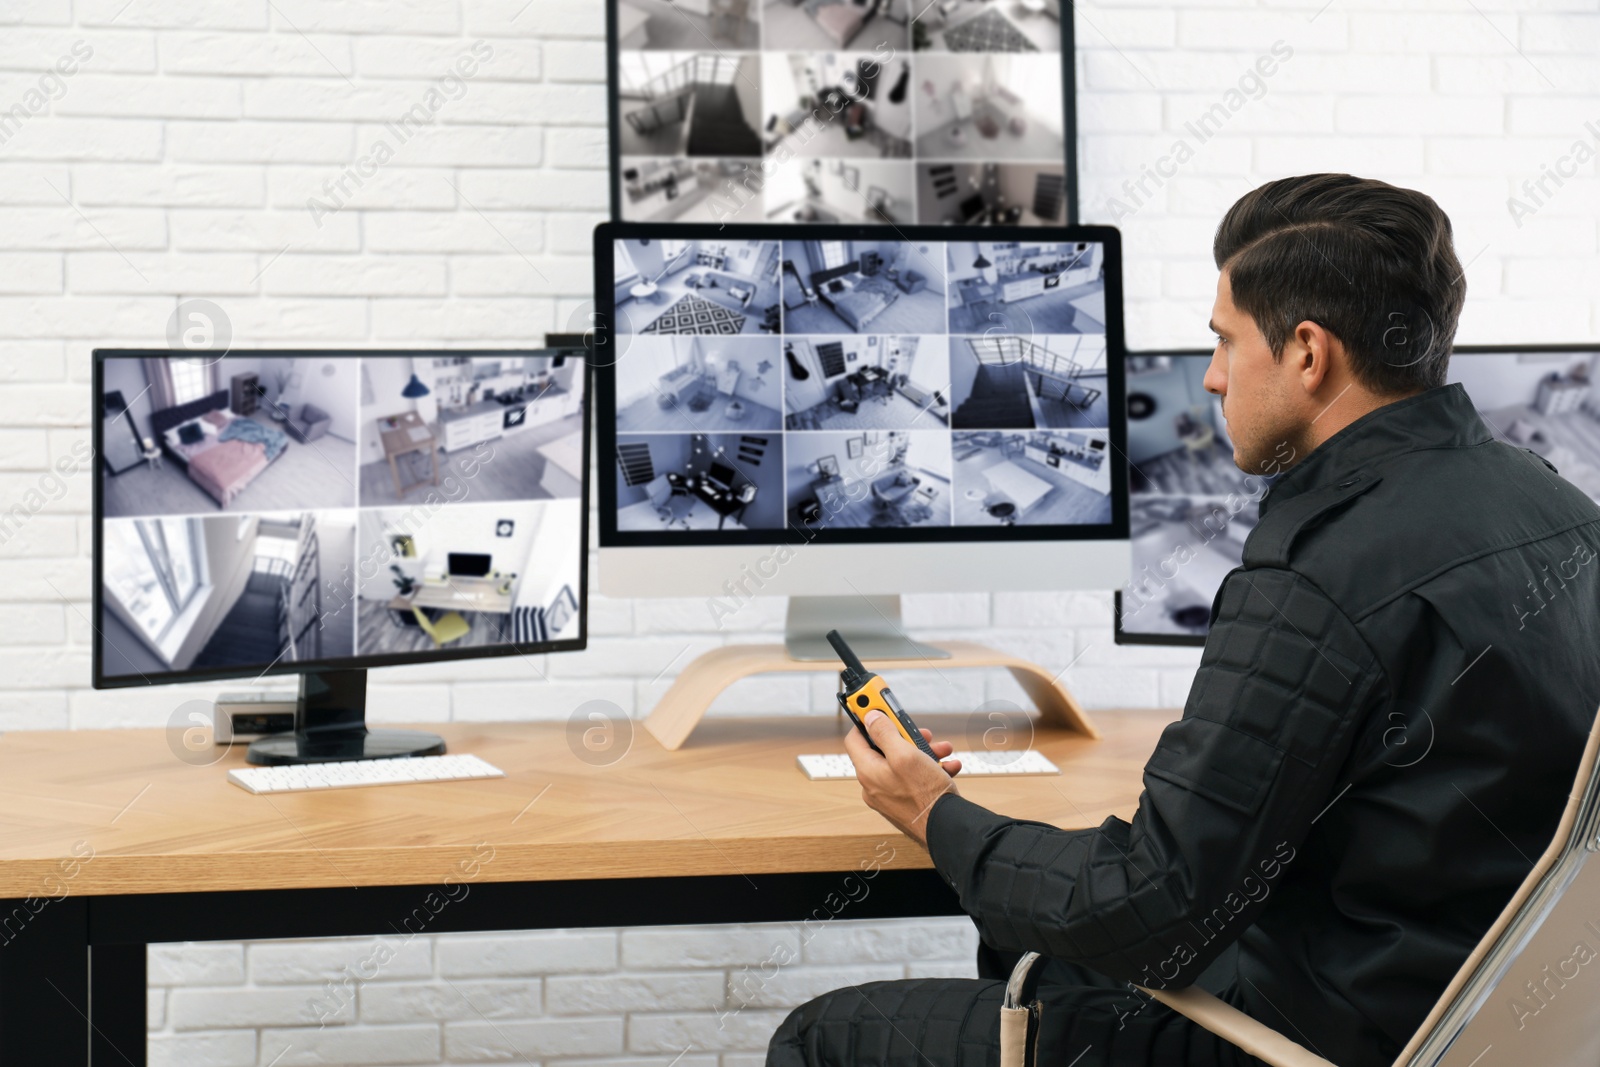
[{"x1": 1213, "y1": 174, "x2": 1466, "y2": 395}]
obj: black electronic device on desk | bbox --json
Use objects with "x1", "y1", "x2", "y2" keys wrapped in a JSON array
[{"x1": 828, "y1": 629, "x2": 938, "y2": 759}]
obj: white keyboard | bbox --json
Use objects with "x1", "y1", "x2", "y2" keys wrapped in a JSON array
[
  {"x1": 228, "y1": 754, "x2": 505, "y2": 794},
  {"x1": 797, "y1": 750, "x2": 1060, "y2": 780}
]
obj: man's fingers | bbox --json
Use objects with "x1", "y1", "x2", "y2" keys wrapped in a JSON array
[
  {"x1": 920, "y1": 728, "x2": 954, "y2": 762},
  {"x1": 862, "y1": 710, "x2": 905, "y2": 751},
  {"x1": 842, "y1": 719, "x2": 879, "y2": 766},
  {"x1": 941, "y1": 758, "x2": 962, "y2": 778}
]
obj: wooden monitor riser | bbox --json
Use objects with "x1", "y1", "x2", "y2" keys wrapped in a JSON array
[{"x1": 643, "y1": 640, "x2": 1097, "y2": 751}]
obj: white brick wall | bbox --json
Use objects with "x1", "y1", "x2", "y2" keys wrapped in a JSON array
[
  {"x1": 2, "y1": 0, "x2": 1597, "y2": 1062},
  {"x1": 144, "y1": 923, "x2": 976, "y2": 1066}
]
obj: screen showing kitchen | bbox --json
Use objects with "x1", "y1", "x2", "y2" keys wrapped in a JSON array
[
  {"x1": 357, "y1": 353, "x2": 585, "y2": 508},
  {"x1": 608, "y1": 234, "x2": 1113, "y2": 532}
]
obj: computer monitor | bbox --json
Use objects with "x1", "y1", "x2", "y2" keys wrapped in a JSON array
[
  {"x1": 1114, "y1": 344, "x2": 1600, "y2": 644},
  {"x1": 605, "y1": 3, "x2": 1077, "y2": 229},
  {"x1": 707, "y1": 461, "x2": 736, "y2": 489},
  {"x1": 93, "y1": 346, "x2": 591, "y2": 763},
  {"x1": 594, "y1": 221, "x2": 1128, "y2": 659},
  {"x1": 448, "y1": 552, "x2": 493, "y2": 578}
]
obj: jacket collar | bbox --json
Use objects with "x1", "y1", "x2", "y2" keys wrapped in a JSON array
[{"x1": 1260, "y1": 383, "x2": 1492, "y2": 515}]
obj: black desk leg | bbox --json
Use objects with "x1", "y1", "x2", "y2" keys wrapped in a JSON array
[
  {"x1": 0, "y1": 896, "x2": 89, "y2": 1065},
  {"x1": 91, "y1": 943, "x2": 147, "y2": 1067}
]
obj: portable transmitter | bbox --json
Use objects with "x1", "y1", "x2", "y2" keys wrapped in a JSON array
[{"x1": 827, "y1": 629, "x2": 940, "y2": 760}]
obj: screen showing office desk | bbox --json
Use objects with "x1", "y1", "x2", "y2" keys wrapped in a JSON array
[
  {"x1": 1116, "y1": 346, "x2": 1600, "y2": 645},
  {"x1": 94, "y1": 349, "x2": 589, "y2": 684},
  {"x1": 602, "y1": 230, "x2": 1122, "y2": 542},
  {"x1": 608, "y1": 3, "x2": 1074, "y2": 229}
]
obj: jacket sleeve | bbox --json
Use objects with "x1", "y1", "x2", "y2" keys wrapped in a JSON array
[{"x1": 924, "y1": 566, "x2": 1385, "y2": 988}]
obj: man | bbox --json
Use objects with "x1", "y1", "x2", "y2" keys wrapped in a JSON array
[{"x1": 768, "y1": 174, "x2": 1600, "y2": 1067}]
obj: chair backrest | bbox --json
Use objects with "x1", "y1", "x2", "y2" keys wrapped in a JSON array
[
  {"x1": 1134, "y1": 705, "x2": 1600, "y2": 1067},
  {"x1": 950, "y1": 84, "x2": 972, "y2": 120},
  {"x1": 1394, "y1": 704, "x2": 1600, "y2": 1066},
  {"x1": 645, "y1": 474, "x2": 672, "y2": 508},
  {"x1": 409, "y1": 605, "x2": 437, "y2": 640}
]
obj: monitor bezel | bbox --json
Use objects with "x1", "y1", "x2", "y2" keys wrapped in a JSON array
[
  {"x1": 1111, "y1": 341, "x2": 1600, "y2": 647},
  {"x1": 592, "y1": 220, "x2": 1129, "y2": 548},
  {"x1": 91, "y1": 347, "x2": 592, "y2": 690},
  {"x1": 602, "y1": 2, "x2": 1080, "y2": 227}
]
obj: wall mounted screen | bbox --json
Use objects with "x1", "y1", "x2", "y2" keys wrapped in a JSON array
[{"x1": 606, "y1": 0, "x2": 1077, "y2": 229}]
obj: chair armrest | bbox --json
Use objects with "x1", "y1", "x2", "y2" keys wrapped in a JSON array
[{"x1": 1135, "y1": 987, "x2": 1336, "y2": 1067}]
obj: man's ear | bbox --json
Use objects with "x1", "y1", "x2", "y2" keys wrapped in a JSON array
[{"x1": 1292, "y1": 319, "x2": 1333, "y2": 397}]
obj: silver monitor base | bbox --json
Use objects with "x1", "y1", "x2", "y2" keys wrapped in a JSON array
[{"x1": 784, "y1": 595, "x2": 951, "y2": 662}]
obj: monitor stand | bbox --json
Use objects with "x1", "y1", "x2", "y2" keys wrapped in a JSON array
[
  {"x1": 246, "y1": 668, "x2": 447, "y2": 766},
  {"x1": 784, "y1": 595, "x2": 951, "y2": 661},
  {"x1": 640, "y1": 596, "x2": 1093, "y2": 752}
]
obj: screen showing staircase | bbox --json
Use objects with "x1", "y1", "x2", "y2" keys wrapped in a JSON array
[
  {"x1": 94, "y1": 348, "x2": 591, "y2": 684},
  {"x1": 607, "y1": 1, "x2": 1075, "y2": 229},
  {"x1": 603, "y1": 228, "x2": 1123, "y2": 543}
]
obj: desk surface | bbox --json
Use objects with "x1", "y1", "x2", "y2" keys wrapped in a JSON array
[
  {"x1": 393, "y1": 574, "x2": 515, "y2": 614},
  {"x1": 0, "y1": 710, "x2": 1173, "y2": 898},
  {"x1": 669, "y1": 472, "x2": 746, "y2": 516},
  {"x1": 958, "y1": 278, "x2": 997, "y2": 304},
  {"x1": 379, "y1": 410, "x2": 434, "y2": 457}
]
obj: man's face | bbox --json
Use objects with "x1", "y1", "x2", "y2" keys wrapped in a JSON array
[{"x1": 1203, "y1": 270, "x2": 1304, "y2": 475}]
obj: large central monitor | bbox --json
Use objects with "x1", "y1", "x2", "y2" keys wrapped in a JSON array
[
  {"x1": 1115, "y1": 344, "x2": 1600, "y2": 644},
  {"x1": 92, "y1": 347, "x2": 589, "y2": 762},
  {"x1": 593, "y1": 221, "x2": 1127, "y2": 658}
]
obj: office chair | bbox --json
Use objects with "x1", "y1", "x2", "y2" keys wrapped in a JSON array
[
  {"x1": 411, "y1": 605, "x2": 471, "y2": 647},
  {"x1": 999, "y1": 703, "x2": 1600, "y2": 1067},
  {"x1": 838, "y1": 378, "x2": 862, "y2": 414},
  {"x1": 986, "y1": 501, "x2": 1017, "y2": 525},
  {"x1": 646, "y1": 474, "x2": 688, "y2": 528},
  {"x1": 1177, "y1": 408, "x2": 1216, "y2": 462}
]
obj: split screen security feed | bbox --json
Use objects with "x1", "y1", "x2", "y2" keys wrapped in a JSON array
[
  {"x1": 1119, "y1": 348, "x2": 1600, "y2": 642},
  {"x1": 96, "y1": 351, "x2": 586, "y2": 681},
  {"x1": 610, "y1": 235, "x2": 1112, "y2": 534},
  {"x1": 613, "y1": 1, "x2": 1070, "y2": 228}
]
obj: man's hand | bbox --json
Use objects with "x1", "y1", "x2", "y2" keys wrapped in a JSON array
[{"x1": 843, "y1": 710, "x2": 962, "y2": 848}]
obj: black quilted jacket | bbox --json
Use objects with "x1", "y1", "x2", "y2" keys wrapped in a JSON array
[{"x1": 927, "y1": 383, "x2": 1600, "y2": 1067}]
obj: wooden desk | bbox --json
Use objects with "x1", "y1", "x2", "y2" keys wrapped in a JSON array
[
  {"x1": 380, "y1": 411, "x2": 439, "y2": 499},
  {"x1": 390, "y1": 575, "x2": 515, "y2": 616},
  {"x1": 0, "y1": 711, "x2": 1174, "y2": 1065},
  {"x1": 957, "y1": 277, "x2": 997, "y2": 306}
]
